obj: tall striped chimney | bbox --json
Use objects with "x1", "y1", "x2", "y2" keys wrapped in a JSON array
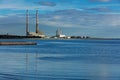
[
  {"x1": 26, "y1": 10, "x2": 29, "y2": 36},
  {"x1": 36, "y1": 10, "x2": 39, "y2": 33}
]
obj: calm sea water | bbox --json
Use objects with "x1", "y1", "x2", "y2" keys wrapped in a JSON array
[{"x1": 0, "y1": 39, "x2": 120, "y2": 80}]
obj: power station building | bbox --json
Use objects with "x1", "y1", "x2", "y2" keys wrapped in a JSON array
[
  {"x1": 26, "y1": 10, "x2": 45, "y2": 38},
  {"x1": 56, "y1": 28, "x2": 66, "y2": 38}
]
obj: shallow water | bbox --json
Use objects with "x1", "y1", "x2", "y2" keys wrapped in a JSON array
[{"x1": 0, "y1": 39, "x2": 120, "y2": 80}]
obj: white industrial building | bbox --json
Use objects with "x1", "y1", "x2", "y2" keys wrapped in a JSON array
[{"x1": 56, "y1": 28, "x2": 66, "y2": 38}]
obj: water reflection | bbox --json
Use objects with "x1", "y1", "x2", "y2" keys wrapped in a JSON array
[
  {"x1": 0, "y1": 39, "x2": 120, "y2": 80},
  {"x1": 25, "y1": 52, "x2": 39, "y2": 80},
  {"x1": 0, "y1": 52, "x2": 120, "y2": 80},
  {"x1": 26, "y1": 53, "x2": 28, "y2": 73}
]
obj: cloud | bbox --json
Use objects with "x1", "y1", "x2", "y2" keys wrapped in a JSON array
[
  {"x1": 90, "y1": 0, "x2": 111, "y2": 2},
  {"x1": 86, "y1": 7, "x2": 112, "y2": 12},
  {"x1": 1, "y1": 9, "x2": 120, "y2": 28},
  {"x1": 38, "y1": 9, "x2": 120, "y2": 28},
  {"x1": 0, "y1": 0, "x2": 26, "y2": 10},
  {"x1": 84, "y1": 4, "x2": 120, "y2": 14},
  {"x1": 34, "y1": 2, "x2": 56, "y2": 7},
  {"x1": 0, "y1": 0, "x2": 56, "y2": 10}
]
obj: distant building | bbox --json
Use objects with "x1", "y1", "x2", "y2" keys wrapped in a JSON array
[
  {"x1": 26, "y1": 10, "x2": 45, "y2": 38},
  {"x1": 56, "y1": 28, "x2": 66, "y2": 38}
]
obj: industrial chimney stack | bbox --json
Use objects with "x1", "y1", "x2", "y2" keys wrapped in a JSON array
[
  {"x1": 25, "y1": 10, "x2": 44, "y2": 37},
  {"x1": 26, "y1": 10, "x2": 29, "y2": 36},
  {"x1": 36, "y1": 10, "x2": 39, "y2": 33}
]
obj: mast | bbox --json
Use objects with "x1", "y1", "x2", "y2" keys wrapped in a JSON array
[
  {"x1": 26, "y1": 10, "x2": 29, "y2": 36},
  {"x1": 36, "y1": 10, "x2": 39, "y2": 33}
]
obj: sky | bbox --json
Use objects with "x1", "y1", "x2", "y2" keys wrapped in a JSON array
[{"x1": 0, "y1": 0, "x2": 120, "y2": 38}]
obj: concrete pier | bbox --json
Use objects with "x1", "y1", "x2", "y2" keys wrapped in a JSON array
[{"x1": 0, "y1": 42, "x2": 37, "y2": 45}]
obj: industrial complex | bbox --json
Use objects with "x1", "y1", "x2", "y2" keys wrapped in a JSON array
[
  {"x1": 26, "y1": 10, "x2": 45, "y2": 38},
  {"x1": 25, "y1": 10, "x2": 71, "y2": 39},
  {"x1": 0, "y1": 10, "x2": 90, "y2": 39},
  {"x1": 25, "y1": 10, "x2": 69, "y2": 39}
]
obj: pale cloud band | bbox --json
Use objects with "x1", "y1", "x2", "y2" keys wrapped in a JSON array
[
  {"x1": 34, "y1": 1, "x2": 56, "y2": 7},
  {"x1": 90, "y1": 0, "x2": 111, "y2": 2}
]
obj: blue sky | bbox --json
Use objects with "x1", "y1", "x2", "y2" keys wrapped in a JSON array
[{"x1": 0, "y1": 0, "x2": 120, "y2": 38}]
